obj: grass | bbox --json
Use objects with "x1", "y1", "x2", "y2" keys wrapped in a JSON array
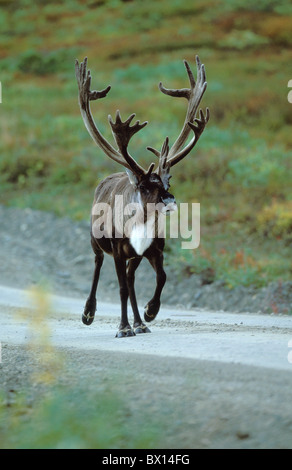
[
  {"x1": 0, "y1": 0, "x2": 291, "y2": 287},
  {"x1": 0, "y1": 383, "x2": 161, "y2": 449}
]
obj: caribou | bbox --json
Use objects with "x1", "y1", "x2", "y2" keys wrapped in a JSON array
[{"x1": 75, "y1": 55, "x2": 209, "y2": 337}]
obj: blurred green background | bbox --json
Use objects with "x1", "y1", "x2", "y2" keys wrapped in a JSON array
[{"x1": 0, "y1": 0, "x2": 291, "y2": 287}]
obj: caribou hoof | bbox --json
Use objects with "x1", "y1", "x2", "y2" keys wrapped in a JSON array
[
  {"x1": 115, "y1": 326, "x2": 136, "y2": 338},
  {"x1": 144, "y1": 301, "x2": 160, "y2": 322},
  {"x1": 134, "y1": 323, "x2": 151, "y2": 334},
  {"x1": 82, "y1": 313, "x2": 95, "y2": 326},
  {"x1": 82, "y1": 298, "x2": 96, "y2": 326}
]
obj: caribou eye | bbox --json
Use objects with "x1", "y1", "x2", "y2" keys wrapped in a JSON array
[{"x1": 140, "y1": 184, "x2": 149, "y2": 193}]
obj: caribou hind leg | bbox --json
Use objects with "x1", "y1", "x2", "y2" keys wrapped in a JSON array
[
  {"x1": 82, "y1": 248, "x2": 104, "y2": 325},
  {"x1": 127, "y1": 257, "x2": 151, "y2": 334}
]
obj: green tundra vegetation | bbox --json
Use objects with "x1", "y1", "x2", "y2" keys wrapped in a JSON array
[{"x1": 0, "y1": 0, "x2": 291, "y2": 288}]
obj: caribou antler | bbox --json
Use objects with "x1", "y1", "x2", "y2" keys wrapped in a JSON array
[
  {"x1": 75, "y1": 57, "x2": 151, "y2": 178},
  {"x1": 160, "y1": 55, "x2": 209, "y2": 162},
  {"x1": 148, "y1": 55, "x2": 209, "y2": 188}
]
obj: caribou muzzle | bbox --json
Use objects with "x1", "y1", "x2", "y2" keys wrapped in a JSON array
[{"x1": 160, "y1": 193, "x2": 177, "y2": 215}]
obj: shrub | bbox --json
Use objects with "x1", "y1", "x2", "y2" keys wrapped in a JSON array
[
  {"x1": 218, "y1": 30, "x2": 270, "y2": 50},
  {"x1": 256, "y1": 201, "x2": 292, "y2": 243},
  {"x1": 17, "y1": 49, "x2": 78, "y2": 75},
  {"x1": 18, "y1": 51, "x2": 59, "y2": 75}
]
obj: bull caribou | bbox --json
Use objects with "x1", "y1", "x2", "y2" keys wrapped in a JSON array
[{"x1": 75, "y1": 55, "x2": 209, "y2": 337}]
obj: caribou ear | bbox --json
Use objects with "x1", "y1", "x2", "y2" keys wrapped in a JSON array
[{"x1": 126, "y1": 168, "x2": 139, "y2": 186}]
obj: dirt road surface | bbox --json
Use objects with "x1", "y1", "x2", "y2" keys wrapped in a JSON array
[{"x1": 1, "y1": 285, "x2": 292, "y2": 449}]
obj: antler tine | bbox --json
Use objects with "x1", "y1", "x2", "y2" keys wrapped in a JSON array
[
  {"x1": 109, "y1": 110, "x2": 149, "y2": 177},
  {"x1": 147, "y1": 146, "x2": 161, "y2": 158},
  {"x1": 161, "y1": 136, "x2": 169, "y2": 158},
  {"x1": 146, "y1": 162, "x2": 156, "y2": 176},
  {"x1": 153, "y1": 137, "x2": 172, "y2": 190},
  {"x1": 147, "y1": 135, "x2": 170, "y2": 160}
]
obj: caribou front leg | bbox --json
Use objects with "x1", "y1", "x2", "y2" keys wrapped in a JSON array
[
  {"x1": 127, "y1": 257, "x2": 151, "y2": 334},
  {"x1": 112, "y1": 244, "x2": 135, "y2": 338},
  {"x1": 144, "y1": 248, "x2": 166, "y2": 323}
]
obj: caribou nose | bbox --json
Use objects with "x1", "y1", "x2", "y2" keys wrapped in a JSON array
[{"x1": 161, "y1": 193, "x2": 177, "y2": 214}]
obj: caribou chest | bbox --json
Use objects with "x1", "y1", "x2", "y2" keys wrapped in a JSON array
[{"x1": 129, "y1": 220, "x2": 154, "y2": 256}]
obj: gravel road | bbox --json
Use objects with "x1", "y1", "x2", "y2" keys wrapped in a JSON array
[{"x1": 1, "y1": 285, "x2": 292, "y2": 449}]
